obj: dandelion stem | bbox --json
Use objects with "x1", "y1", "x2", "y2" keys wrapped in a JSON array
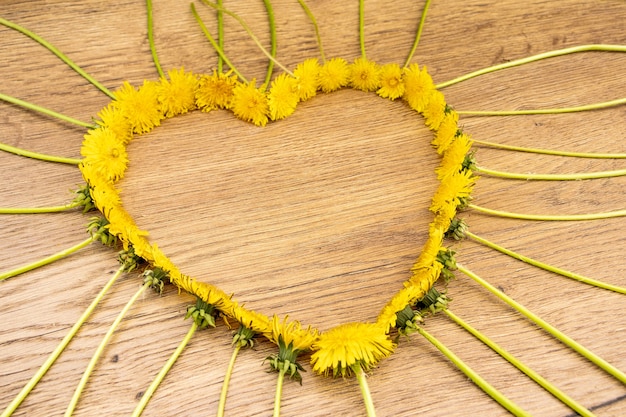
[
  {"x1": 0, "y1": 235, "x2": 95, "y2": 281},
  {"x1": 358, "y1": 0, "x2": 366, "y2": 59},
  {"x1": 146, "y1": 0, "x2": 165, "y2": 79},
  {"x1": 217, "y1": 0, "x2": 224, "y2": 72},
  {"x1": 0, "y1": 92, "x2": 96, "y2": 129},
  {"x1": 352, "y1": 364, "x2": 377, "y2": 417},
  {"x1": 216, "y1": 344, "x2": 242, "y2": 417},
  {"x1": 191, "y1": 3, "x2": 248, "y2": 82},
  {"x1": 273, "y1": 368, "x2": 286, "y2": 417},
  {"x1": 457, "y1": 264, "x2": 626, "y2": 385},
  {"x1": 65, "y1": 282, "x2": 150, "y2": 416},
  {"x1": 297, "y1": 0, "x2": 325, "y2": 62},
  {"x1": 468, "y1": 203, "x2": 626, "y2": 221},
  {"x1": 0, "y1": 201, "x2": 82, "y2": 214},
  {"x1": 0, "y1": 265, "x2": 124, "y2": 417},
  {"x1": 443, "y1": 309, "x2": 595, "y2": 417},
  {"x1": 131, "y1": 322, "x2": 199, "y2": 417},
  {"x1": 200, "y1": 1, "x2": 294, "y2": 78},
  {"x1": 455, "y1": 98, "x2": 626, "y2": 116},
  {"x1": 436, "y1": 44, "x2": 626, "y2": 89},
  {"x1": 466, "y1": 231, "x2": 626, "y2": 294},
  {"x1": 476, "y1": 165, "x2": 626, "y2": 181},
  {"x1": 0, "y1": 142, "x2": 82, "y2": 165},
  {"x1": 262, "y1": 0, "x2": 277, "y2": 87},
  {"x1": 416, "y1": 325, "x2": 532, "y2": 417},
  {"x1": 472, "y1": 138, "x2": 626, "y2": 159},
  {"x1": 403, "y1": 0, "x2": 432, "y2": 68},
  {"x1": 0, "y1": 17, "x2": 115, "y2": 99}
]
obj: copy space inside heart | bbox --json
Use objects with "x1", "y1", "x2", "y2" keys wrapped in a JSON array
[{"x1": 120, "y1": 89, "x2": 440, "y2": 330}]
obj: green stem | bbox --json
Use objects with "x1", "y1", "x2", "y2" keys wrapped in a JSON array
[
  {"x1": 0, "y1": 201, "x2": 82, "y2": 214},
  {"x1": 416, "y1": 325, "x2": 532, "y2": 417},
  {"x1": 466, "y1": 231, "x2": 626, "y2": 294},
  {"x1": 443, "y1": 309, "x2": 595, "y2": 417},
  {"x1": 297, "y1": 0, "x2": 325, "y2": 62},
  {"x1": 403, "y1": 0, "x2": 432, "y2": 68},
  {"x1": 476, "y1": 165, "x2": 626, "y2": 181},
  {"x1": 455, "y1": 98, "x2": 626, "y2": 116},
  {"x1": 65, "y1": 282, "x2": 150, "y2": 416},
  {"x1": 216, "y1": 344, "x2": 242, "y2": 417},
  {"x1": 457, "y1": 264, "x2": 626, "y2": 385},
  {"x1": 472, "y1": 138, "x2": 626, "y2": 159},
  {"x1": 0, "y1": 235, "x2": 95, "y2": 281},
  {"x1": 0, "y1": 92, "x2": 96, "y2": 129},
  {"x1": 146, "y1": 0, "x2": 165, "y2": 79},
  {"x1": 217, "y1": 0, "x2": 224, "y2": 72},
  {"x1": 191, "y1": 3, "x2": 248, "y2": 82},
  {"x1": 0, "y1": 265, "x2": 124, "y2": 417},
  {"x1": 262, "y1": 0, "x2": 277, "y2": 87},
  {"x1": 0, "y1": 142, "x2": 81, "y2": 164},
  {"x1": 436, "y1": 44, "x2": 626, "y2": 89},
  {"x1": 200, "y1": 1, "x2": 294, "y2": 78},
  {"x1": 131, "y1": 322, "x2": 199, "y2": 417},
  {"x1": 358, "y1": 0, "x2": 366, "y2": 59},
  {"x1": 0, "y1": 17, "x2": 115, "y2": 99},
  {"x1": 273, "y1": 368, "x2": 286, "y2": 417},
  {"x1": 352, "y1": 364, "x2": 377, "y2": 417},
  {"x1": 468, "y1": 203, "x2": 626, "y2": 221}
]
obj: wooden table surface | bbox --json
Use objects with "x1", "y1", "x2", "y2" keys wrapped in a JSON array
[{"x1": 1, "y1": 1, "x2": 625, "y2": 416}]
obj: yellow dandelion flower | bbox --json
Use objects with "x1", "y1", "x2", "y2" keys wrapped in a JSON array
[
  {"x1": 349, "y1": 57, "x2": 381, "y2": 92},
  {"x1": 157, "y1": 68, "x2": 198, "y2": 118},
  {"x1": 96, "y1": 103, "x2": 132, "y2": 144},
  {"x1": 377, "y1": 63, "x2": 404, "y2": 100},
  {"x1": 411, "y1": 225, "x2": 444, "y2": 272},
  {"x1": 310, "y1": 322, "x2": 395, "y2": 376},
  {"x1": 422, "y1": 90, "x2": 447, "y2": 130},
  {"x1": 79, "y1": 163, "x2": 122, "y2": 214},
  {"x1": 113, "y1": 80, "x2": 163, "y2": 134},
  {"x1": 432, "y1": 110, "x2": 461, "y2": 154},
  {"x1": 231, "y1": 80, "x2": 269, "y2": 127},
  {"x1": 267, "y1": 315, "x2": 318, "y2": 352},
  {"x1": 376, "y1": 285, "x2": 423, "y2": 331},
  {"x1": 268, "y1": 73, "x2": 299, "y2": 120},
  {"x1": 402, "y1": 63, "x2": 435, "y2": 113},
  {"x1": 293, "y1": 58, "x2": 320, "y2": 101},
  {"x1": 436, "y1": 131, "x2": 472, "y2": 180},
  {"x1": 231, "y1": 304, "x2": 272, "y2": 334},
  {"x1": 408, "y1": 262, "x2": 443, "y2": 295},
  {"x1": 195, "y1": 70, "x2": 237, "y2": 111},
  {"x1": 318, "y1": 57, "x2": 350, "y2": 93},
  {"x1": 80, "y1": 127, "x2": 128, "y2": 182},
  {"x1": 430, "y1": 170, "x2": 477, "y2": 214}
]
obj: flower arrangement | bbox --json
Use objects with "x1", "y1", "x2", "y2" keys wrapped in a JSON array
[{"x1": 1, "y1": 1, "x2": 625, "y2": 416}]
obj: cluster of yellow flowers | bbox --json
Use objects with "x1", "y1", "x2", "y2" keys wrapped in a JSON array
[{"x1": 79, "y1": 57, "x2": 476, "y2": 377}]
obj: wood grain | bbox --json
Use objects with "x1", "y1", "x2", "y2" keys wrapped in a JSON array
[{"x1": 1, "y1": 1, "x2": 625, "y2": 416}]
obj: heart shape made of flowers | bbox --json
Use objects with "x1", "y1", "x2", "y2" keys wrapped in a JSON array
[{"x1": 79, "y1": 58, "x2": 477, "y2": 376}]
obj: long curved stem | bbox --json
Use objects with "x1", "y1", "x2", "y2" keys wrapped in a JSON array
[
  {"x1": 0, "y1": 235, "x2": 95, "y2": 281},
  {"x1": 457, "y1": 264, "x2": 626, "y2": 385},
  {"x1": 297, "y1": 0, "x2": 325, "y2": 62},
  {"x1": 436, "y1": 44, "x2": 626, "y2": 89},
  {"x1": 472, "y1": 138, "x2": 626, "y2": 159},
  {"x1": 216, "y1": 344, "x2": 242, "y2": 417},
  {"x1": 0, "y1": 17, "x2": 115, "y2": 99},
  {"x1": 0, "y1": 201, "x2": 82, "y2": 214},
  {"x1": 416, "y1": 325, "x2": 532, "y2": 417},
  {"x1": 131, "y1": 322, "x2": 199, "y2": 417},
  {"x1": 468, "y1": 203, "x2": 626, "y2": 221},
  {"x1": 217, "y1": 0, "x2": 224, "y2": 72},
  {"x1": 466, "y1": 231, "x2": 626, "y2": 294},
  {"x1": 403, "y1": 0, "x2": 432, "y2": 68},
  {"x1": 358, "y1": 0, "x2": 366, "y2": 59},
  {"x1": 273, "y1": 368, "x2": 286, "y2": 417},
  {"x1": 65, "y1": 282, "x2": 150, "y2": 416},
  {"x1": 0, "y1": 265, "x2": 125, "y2": 417},
  {"x1": 352, "y1": 364, "x2": 377, "y2": 417},
  {"x1": 0, "y1": 142, "x2": 81, "y2": 164},
  {"x1": 262, "y1": 0, "x2": 277, "y2": 87},
  {"x1": 146, "y1": 0, "x2": 165, "y2": 79},
  {"x1": 0, "y1": 92, "x2": 96, "y2": 129},
  {"x1": 476, "y1": 165, "x2": 626, "y2": 181},
  {"x1": 443, "y1": 309, "x2": 595, "y2": 417},
  {"x1": 455, "y1": 98, "x2": 626, "y2": 116}
]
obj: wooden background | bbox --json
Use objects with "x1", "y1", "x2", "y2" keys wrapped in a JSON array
[{"x1": 1, "y1": 0, "x2": 625, "y2": 416}]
